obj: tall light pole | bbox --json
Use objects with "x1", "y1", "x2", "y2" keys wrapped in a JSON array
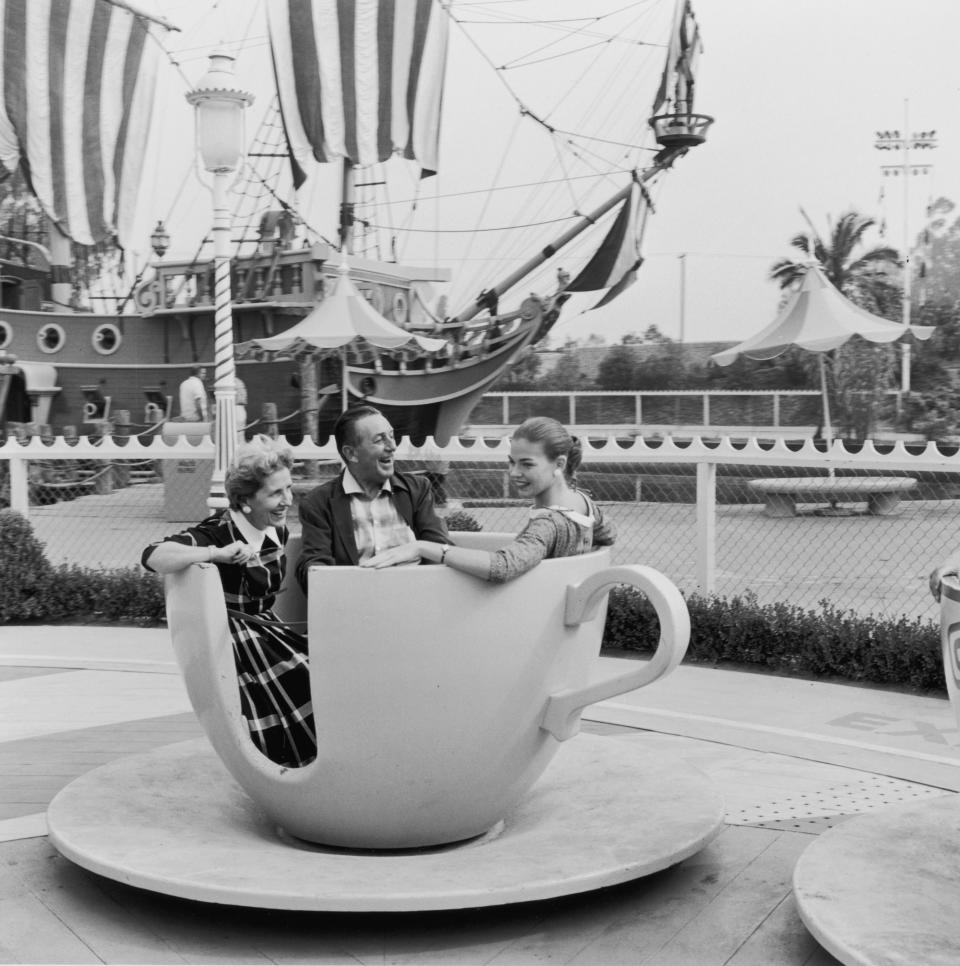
[
  {"x1": 186, "y1": 52, "x2": 253, "y2": 509},
  {"x1": 678, "y1": 252, "x2": 687, "y2": 342},
  {"x1": 874, "y1": 102, "x2": 936, "y2": 394}
]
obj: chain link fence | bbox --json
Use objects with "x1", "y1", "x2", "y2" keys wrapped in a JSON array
[{"x1": 2, "y1": 434, "x2": 956, "y2": 624}]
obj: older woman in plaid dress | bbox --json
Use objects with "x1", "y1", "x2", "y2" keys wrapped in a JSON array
[{"x1": 142, "y1": 435, "x2": 315, "y2": 767}]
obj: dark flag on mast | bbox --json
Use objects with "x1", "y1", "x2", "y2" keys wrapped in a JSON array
[
  {"x1": 653, "y1": 0, "x2": 702, "y2": 115},
  {"x1": 566, "y1": 182, "x2": 649, "y2": 309},
  {"x1": 268, "y1": 0, "x2": 449, "y2": 188}
]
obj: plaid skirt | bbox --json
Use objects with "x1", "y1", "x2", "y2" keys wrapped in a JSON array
[{"x1": 228, "y1": 610, "x2": 316, "y2": 767}]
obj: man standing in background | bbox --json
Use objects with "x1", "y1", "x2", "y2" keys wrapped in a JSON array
[{"x1": 178, "y1": 366, "x2": 208, "y2": 421}]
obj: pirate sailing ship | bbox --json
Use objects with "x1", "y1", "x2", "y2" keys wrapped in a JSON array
[{"x1": 0, "y1": 0, "x2": 711, "y2": 443}]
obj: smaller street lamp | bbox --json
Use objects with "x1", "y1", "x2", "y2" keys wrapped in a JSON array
[
  {"x1": 185, "y1": 52, "x2": 253, "y2": 509},
  {"x1": 150, "y1": 219, "x2": 170, "y2": 259},
  {"x1": 150, "y1": 220, "x2": 171, "y2": 309}
]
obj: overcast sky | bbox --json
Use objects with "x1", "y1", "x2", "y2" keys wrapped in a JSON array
[
  {"x1": 147, "y1": 0, "x2": 960, "y2": 347},
  {"x1": 593, "y1": 0, "x2": 960, "y2": 347}
]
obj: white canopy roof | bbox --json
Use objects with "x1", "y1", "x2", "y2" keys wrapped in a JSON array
[
  {"x1": 712, "y1": 263, "x2": 933, "y2": 367},
  {"x1": 235, "y1": 261, "x2": 446, "y2": 362}
]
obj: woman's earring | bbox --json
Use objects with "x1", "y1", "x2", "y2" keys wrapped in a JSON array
[{"x1": 242, "y1": 505, "x2": 252, "y2": 514}]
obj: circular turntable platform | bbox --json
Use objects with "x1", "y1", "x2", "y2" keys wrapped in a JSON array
[
  {"x1": 47, "y1": 734, "x2": 724, "y2": 912},
  {"x1": 794, "y1": 792, "x2": 960, "y2": 966}
]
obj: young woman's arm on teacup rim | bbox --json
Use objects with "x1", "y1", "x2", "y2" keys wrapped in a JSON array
[{"x1": 360, "y1": 539, "x2": 494, "y2": 580}]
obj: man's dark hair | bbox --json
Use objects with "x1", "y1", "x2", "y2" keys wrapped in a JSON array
[{"x1": 334, "y1": 404, "x2": 384, "y2": 455}]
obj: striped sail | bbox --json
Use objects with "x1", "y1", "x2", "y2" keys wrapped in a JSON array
[
  {"x1": 0, "y1": 0, "x2": 159, "y2": 247},
  {"x1": 267, "y1": 0, "x2": 449, "y2": 185}
]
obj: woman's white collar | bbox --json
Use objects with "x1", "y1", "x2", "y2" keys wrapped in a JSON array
[{"x1": 229, "y1": 508, "x2": 278, "y2": 550}]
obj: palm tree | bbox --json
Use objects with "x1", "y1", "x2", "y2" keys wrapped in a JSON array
[{"x1": 770, "y1": 210, "x2": 901, "y2": 316}]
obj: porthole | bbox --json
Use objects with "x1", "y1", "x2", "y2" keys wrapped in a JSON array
[
  {"x1": 92, "y1": 323, "x2": 122, "y2": 356},
  {"x1": 0, "y1": 320, "x2": 10, "y2": 349},
  {"x1": 392, "y1": 291, "x2": 409, "y2": 324},
  {"x1": 37, "y1": 322, "x2": 65, "y2": 354}
]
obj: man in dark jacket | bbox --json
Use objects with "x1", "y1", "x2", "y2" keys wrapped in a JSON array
[{"x1": 296, "y1": 405, "x2": 449, "y2": 591}]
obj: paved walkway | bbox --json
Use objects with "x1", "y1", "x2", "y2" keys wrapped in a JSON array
[{"x1": 1, "y1": 625, "x2": 957, "y2": 963}]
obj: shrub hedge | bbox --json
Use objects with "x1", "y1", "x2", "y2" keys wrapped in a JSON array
[
  {"x1": 0, "y1": 509, "x2": 165, "y2": 625},
  {"x1": 443, "y1": 508, "x2": 483, "y2": 532},
  {"x1": 604, "y1": 585, "x2": 945, "y2": 694},
  {"x1": 0, "y1": 510, "x2": 946, "y2": 694}
]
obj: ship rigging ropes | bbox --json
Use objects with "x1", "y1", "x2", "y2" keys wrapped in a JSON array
[
  {"x1": 395, "y1": 0, "x2": 681, "y2": 311},
  {"x1": 139, "y1": 0, "x2": 688, "y2": 319}
]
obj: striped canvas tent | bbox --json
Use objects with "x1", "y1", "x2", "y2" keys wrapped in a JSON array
[
  {"x1": 267, "y1": 0, "x2": 449, "y2": 185},
  {"x1": 0, "y1": 0, "x2": 160, "y2": 247}
]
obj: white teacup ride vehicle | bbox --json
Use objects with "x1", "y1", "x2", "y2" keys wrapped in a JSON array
[
  {"x1": 791, "y1": 576, "x2": 960, "y2": 965},
  {"x1": 47, "y1": 533, "x2": 725, "y2": 912}
]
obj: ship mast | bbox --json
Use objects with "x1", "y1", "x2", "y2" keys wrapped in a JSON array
[
  {"x1": 450, "y1": 154, "x2": 675, "y2": 325},
  {"x1": 340, "y1": 161, "x2": 356, "y2": 254},
  {"x1": 450, "y1": 0, "x2": 712, "y2": 324}
]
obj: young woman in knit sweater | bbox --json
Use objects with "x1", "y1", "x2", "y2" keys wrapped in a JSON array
[{"x1": 361, "y1": 416, "x2": 615, "y2": 582}]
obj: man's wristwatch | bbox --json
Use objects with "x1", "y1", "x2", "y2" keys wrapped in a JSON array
[{"x1": 440, "y1": 544, "x2": 450, "y2": 564}]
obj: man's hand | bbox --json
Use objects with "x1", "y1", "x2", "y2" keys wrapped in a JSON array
[{"x1": 359, "y1": 542, "x2": 422, "y2": 569}]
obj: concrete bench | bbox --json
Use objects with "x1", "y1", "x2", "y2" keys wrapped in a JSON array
[{"x1": 748, "y1": 477, "x2": 917, "y2": 517}]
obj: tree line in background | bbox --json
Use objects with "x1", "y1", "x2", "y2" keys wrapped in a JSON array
[{"x1": 495, "y1": 205, "x2": 960, "y2": 441}]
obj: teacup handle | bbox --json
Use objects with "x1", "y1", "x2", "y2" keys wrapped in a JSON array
[{"x1": 540, "y1": 565, "x2": 690, "y2": 741}]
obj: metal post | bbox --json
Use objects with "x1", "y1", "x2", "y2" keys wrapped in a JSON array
[
  {"x1": 261, "y1": 401, "x2": 278, "y2": 439},
  {"x1": 208, "y1": 170, "x2": 237, "y2": 509},
  {"x1": 678, "y1": 252, "x2": 686, "y2": 342},
  {"x1": 695, "y1": 461, "x2": 716, "y2": 593},
  {"x1": 9, "y1": 456, "x2": 28, "y2": 516},
  {"x1": 113, "y1": 410, "x2": 131, "y2": 488},
  {"x1": 901, "y1": 100, "x2": 912, "y2": 394}
]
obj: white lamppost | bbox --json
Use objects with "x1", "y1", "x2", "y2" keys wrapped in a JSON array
[
  {"x1": 874, "y1": 102, "x2": 937, "y2": 394},
  {"x1": 186, "y1": 52, "x2": 253, "y2": 508}
]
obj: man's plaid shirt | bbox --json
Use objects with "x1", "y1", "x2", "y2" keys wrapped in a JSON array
[{"x1": 342, "y1": 468, "x2": 416, "y2": 561}]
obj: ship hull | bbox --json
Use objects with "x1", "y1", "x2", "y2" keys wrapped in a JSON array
[{"x1": 0, "y1": 297, "x2": 546, "y2": 444}]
